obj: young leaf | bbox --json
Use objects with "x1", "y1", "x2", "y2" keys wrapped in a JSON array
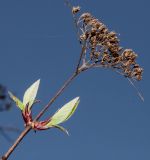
[
  {"x1": 53, "y1": 125, "x2": 69, "y2": 135},
  {"x1": 23, "y1": 79, "x2": 40, "y2": 109},
  {"x1": 8, "y1": 91, "x2": 25, "y2": 110},
  {"x1": 46, "y1": 97, "x2": 80, "y2": 127}
]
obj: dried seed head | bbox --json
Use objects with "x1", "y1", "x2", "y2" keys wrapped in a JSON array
[{"x1": 76, "y1": 12, "x2": 143, "y2": 81}]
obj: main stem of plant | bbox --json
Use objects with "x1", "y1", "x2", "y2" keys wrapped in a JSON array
[
  {"x1": 1, "y1": 2, "x2": 86, "y2": 158},
  {"x1": 1, "y1": 71, "x2": 80, "y2": 160}
]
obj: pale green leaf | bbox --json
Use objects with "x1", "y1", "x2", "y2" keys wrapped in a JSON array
[
  {"x1": 8, "y1": 91, "x2": 25, "y2": 110},
  {"x1": 46, "y1": 97, "x2": 80, "y2": 126},
  {"x1": 23, "y1": 79, "x2": 40, "y2": 109},
  {"x1": 53, "y1": 125, "x2": 69, "y2": 135}
]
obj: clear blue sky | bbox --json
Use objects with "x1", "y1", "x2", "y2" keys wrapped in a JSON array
[{"x1": 0, "y1": 0, "x2": 150, "y2": 160}]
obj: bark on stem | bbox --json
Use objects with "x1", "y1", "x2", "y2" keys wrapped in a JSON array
[
  {"x1": 34, "y1": 71, "x2": 78, "y2": 121},
  {"x1": 1, "y1": 126, "x2": 31, "y2": 160},
  {"x1": 1, "y1": 71, "x2": 79, "y2": 160},
  {"x1": 1, "y1": 3, "x2": 87, "y2": 157}
]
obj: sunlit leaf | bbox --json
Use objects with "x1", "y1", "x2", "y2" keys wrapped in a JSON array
[
  {"x1": 46, "y1": 97, "x2": 80, "y2": 126},
  {"x1": 23, "y1": 79, "x2": 40, "y2": 109},
  {"x1": 8, "y1": 91, "x2": 25, "y2": 110}
]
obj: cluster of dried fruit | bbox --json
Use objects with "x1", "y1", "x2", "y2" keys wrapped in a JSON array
[{"x1": 72, "y1": 9, "x2": 143, "y2": 81}]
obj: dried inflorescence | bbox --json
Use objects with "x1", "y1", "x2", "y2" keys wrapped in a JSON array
[{"x1": 74, "y1": 11, "x2": 143, "y2": 81}]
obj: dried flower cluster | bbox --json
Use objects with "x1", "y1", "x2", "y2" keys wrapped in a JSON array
[{"x1": 75, "y1": 12, "x2": 143, "y2": 80}]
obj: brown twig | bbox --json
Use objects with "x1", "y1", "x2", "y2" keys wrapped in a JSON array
[
  {"x1": 1, "y1": 126, "x2": 31, "y2": 160},
  {"x1": 64, "y1": 0, "x2": 80, "y2": 42},
  {"x1": 64, "y1": 0, "x2": 87, "y2": 73},
  {"x1": 1, "y1": 1, "x2": 144, "y2": 159},
  {"x1": 1, "y1": 67, "x2": 86, "y2": 159},
  {"x1": 34, "y1": 71, "x2": 78, "y2": 121},
  {"x1": 1, "y1": 73, "x2": 76, "y2": 159},
  {"x1": 75, "y1": 42, "x2": 86, "y2": 73},
  {"x1": 0, "y1": 126, "x2": 21, "y2": 143},
  {"x1": 0, "y1": 1, "x2": 88, "y2": 159}
]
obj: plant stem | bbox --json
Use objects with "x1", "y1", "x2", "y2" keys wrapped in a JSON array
[
  {"x1": 1, "y1": 71, "x2": 80, "y2": 160},
  {"x1": 1, "y1": 2, "x2": 86, "y2": 159},
  {"x1": 34, "y1": 71, "x2": 79, "y2": 121},
  {"x1": 1, "y1": 126, "x2": 31, "y2": 160},
  {"x1": 75, "y1": 43, "x2": 86, "y2": 73}
]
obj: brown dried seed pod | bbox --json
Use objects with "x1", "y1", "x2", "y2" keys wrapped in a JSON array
[
  {"x1": 80, "y1": 13, "x2": 91, "y2": 19},
  {"x1": 80, "y1": 34, "x2": 87, "y2": 41},
  {"x1": 93, "y1": 52, "x2": 100, "y2": 58},
  {"x1": 136, "y1": 75, "x2": 142, "y2": 81},
  {"x1": 72, "y1": 6, "x2": 80, "y2": 14}
]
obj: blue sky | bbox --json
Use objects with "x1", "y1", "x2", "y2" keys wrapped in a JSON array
[{"x1": 0, "y1": 0, "x2": 150, "y2": 160}]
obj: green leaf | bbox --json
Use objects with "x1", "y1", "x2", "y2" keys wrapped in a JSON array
[
  {"x1": 8, "y1": 91, "x2": 25, "y2": 110},
  {"x1": 23, "y1": 79, "x2": 40, "y2": 109},
  {"x1": 46, "y1": 97, "x2": 80, "y2": 126},
  {"x1": 53, "y1": 125, "x2": 69, "y2": 135}
]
